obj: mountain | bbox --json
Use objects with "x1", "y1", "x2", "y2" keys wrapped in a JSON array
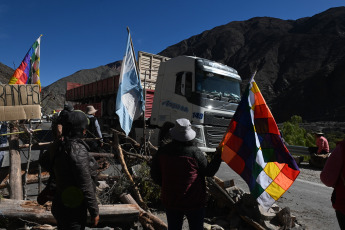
[
  {"x1": 1, "y1": 7, "x2": 345, "y2": 122},
  {"x1": 0, "y1": 62, "x2": 14, "y2": 84},
  {"x1": 158, "y1": 7, "x2": 345, "y2": 122},
  {"x1": 41, "y1": 61, "x2": 121, "y2": 113}
]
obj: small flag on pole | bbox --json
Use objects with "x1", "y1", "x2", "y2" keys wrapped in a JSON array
[
  {"x1": 220, "y1": 75, "x2": 300, "y2": 210},
  {"x1": 115, "y1": 28, "x2": 145, "y2": 136},
  {"x1": 8, "y1": 35, "x2": 42, "y2": 91}
]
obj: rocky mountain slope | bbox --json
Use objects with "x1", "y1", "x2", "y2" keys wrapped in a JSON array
[
  {"x1": 158, "y1": 7, "x2": 345, "y2": 122},
  {"x1": 0, "y1": 63, "x2": 14, "y2": 84},
  {"x1": 1, "y1": 7, "x2": 345, "y2": 122}
]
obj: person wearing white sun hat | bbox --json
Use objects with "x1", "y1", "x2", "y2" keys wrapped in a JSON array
[
  {"x1": 85, "y1": 105, "x2": 103, "y2": 152},
  {"x1": 151, "y1": 118, "x2": 222, "y2": 230}
]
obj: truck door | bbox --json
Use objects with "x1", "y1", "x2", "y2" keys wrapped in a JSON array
[{"x1": 172, "y1": 71, "x2": 193, "y2": 121}]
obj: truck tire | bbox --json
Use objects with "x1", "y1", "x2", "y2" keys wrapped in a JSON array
[
  {"x1": 159, "y1": 122, "x2": 174, "y2": 146},
  {"x1": 107, "y1": 97, "x2": 116, "y2": 116}
]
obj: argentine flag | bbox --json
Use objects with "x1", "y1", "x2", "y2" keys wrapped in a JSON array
[{"x1": 116, "y1": 30, "x2": 145, "y2": 136}]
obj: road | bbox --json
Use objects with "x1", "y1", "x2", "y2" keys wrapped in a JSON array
[
  {"x1": 215, "y1": 162, "x2": 339, "y2": 230},
  {"x1": 1, "y1": 121, "x2": 340, "y2": 229}
]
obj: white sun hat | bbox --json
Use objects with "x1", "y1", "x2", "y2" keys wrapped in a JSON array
[{"x1": 169, "y1": 118, "x2": 196, "y2": 142}]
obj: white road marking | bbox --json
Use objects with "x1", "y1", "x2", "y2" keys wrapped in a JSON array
[{"x1": 295, "y1": 178, "x2": 331, "y2": 189}]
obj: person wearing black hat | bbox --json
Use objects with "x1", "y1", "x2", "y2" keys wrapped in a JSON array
[
  {"x1": 49, "y1": 110, "x2": 100, "y2": 229},
  {"x1": 150, "y1": 118, "x2": 222, "y2": 230},
  {"x1": 51, "y1": 102, "x2": 75, "y2": 140}
]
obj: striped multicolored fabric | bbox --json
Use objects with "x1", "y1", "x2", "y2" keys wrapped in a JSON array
[
  {"x1": 8, "y1": 35, "x2": 42, "y2": 91},
  {"x1": 220, "y1": 79, "x2": 300, "y2": 210}
]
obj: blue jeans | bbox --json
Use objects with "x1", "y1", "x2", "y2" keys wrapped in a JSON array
[
  {"x1": 0, "y1": 143, "x2": 7, "y2": 167},
  {"x1": 166, "y1": 208, "x2": 205, "y2": 230}
]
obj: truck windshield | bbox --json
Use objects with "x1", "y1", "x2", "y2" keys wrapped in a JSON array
[{"x1": 195, "y1": 69, "x2": 241, "y2": 103}]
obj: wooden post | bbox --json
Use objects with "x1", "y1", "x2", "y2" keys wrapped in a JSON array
[
  {"x1": 23, "y1": 120, "x2": 33, "y2": 200},
  {"x1": 120, "y1": 193, "x2": 168, "y2": 230},
  {"x1": 113, "y1": 132, "x2": 148, "y2": 211},
  {"x1": 9, "y1": 122, "x2": 23, "y2": 200}
]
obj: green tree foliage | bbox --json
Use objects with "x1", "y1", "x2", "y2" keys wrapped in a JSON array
[
  {"x1": 281, "y1": 115, "x2": 345, "y2": 151},
  {"x1": 326, "y1": 131, "x2": 345, "y2": 150},
  {"x1": 281, "y1": 115, "x2": 311, "y2": 146}
]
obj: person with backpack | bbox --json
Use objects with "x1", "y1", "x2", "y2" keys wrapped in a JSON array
[
  {"x1": 85, "y1": 105, "x2": 103, "y2": 152},
  {"x1": 320, "y1": 139, "x2": 345, "y2": 229}
]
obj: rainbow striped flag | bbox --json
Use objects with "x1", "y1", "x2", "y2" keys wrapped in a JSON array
[
  {"x1": 9, "y1": 35, "x2": 42, "y2": 91},
  {"x1": 220, "y1": 77, "x2": 300, "y2": 210}
]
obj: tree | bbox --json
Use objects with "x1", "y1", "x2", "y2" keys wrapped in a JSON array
[{"x1": 281, "y1": 115, "x2": 314, "y2": 146}]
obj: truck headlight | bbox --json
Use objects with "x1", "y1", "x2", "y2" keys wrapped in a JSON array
[{"x1": 192, "y1": 125, "x2": 206, "y2": 147}]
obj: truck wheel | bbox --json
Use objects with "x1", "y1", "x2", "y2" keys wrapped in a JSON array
[
  {"x1": 107, "y1": 97, "x2": 116, "y2": 116},
  {"x1": 159, "y1": 122, "x2": 174, "y2": 146}
]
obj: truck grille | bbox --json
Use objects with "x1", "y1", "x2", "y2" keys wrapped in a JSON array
[
  {"x1": 204, "y1": 111, "x2": 232, "y2": 127},
  {"x1": 204, "y1": 126, "x2": 229, "y2": 148}
]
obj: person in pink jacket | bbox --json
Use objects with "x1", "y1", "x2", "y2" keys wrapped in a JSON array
[
  {"x1": 309, "y1": 131, "x2": 329, "y2": 155},
  {"x1": 320, "y1": 140, "x2": 345, "y2": 229}
]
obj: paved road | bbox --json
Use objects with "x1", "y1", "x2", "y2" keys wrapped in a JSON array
[{"x1": 215, "y1": 162, "x2": 339, "y2": 230}]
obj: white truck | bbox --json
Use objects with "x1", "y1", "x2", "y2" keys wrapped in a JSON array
[
  {"x1": 66, "y1": 51, "x2": 242, "y2": 152},
  {"x1": 135, "y1": 51, "x2": 242, "y2": 152}
]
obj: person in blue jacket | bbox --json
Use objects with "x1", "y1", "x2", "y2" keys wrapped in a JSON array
[{"x1": 0, "y1": 121, "x2": 8, "y2": 167}]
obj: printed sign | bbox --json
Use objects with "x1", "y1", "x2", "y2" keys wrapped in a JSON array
[
  {"x1": 162, "y1": 100, "x2": 188, "y2": 113},
  {"x1": 192, "y1": 112, "x2": 204, "y2": 119}
]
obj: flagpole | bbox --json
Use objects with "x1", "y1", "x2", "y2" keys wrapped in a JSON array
[
  {"x1": 127, "y1": 27, "x2": 147, "y2": 153},
  {"x1": 249, "y1": 70, "x2": 257, "y2": 83},
  {"x1": 126, "y1": 27, "x2": 140, "y2": 78}
]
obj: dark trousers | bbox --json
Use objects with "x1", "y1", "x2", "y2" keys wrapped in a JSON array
[
  {"x1": 166, "y1": 208, "x2": 205, "y2": 230},
  {"x1": 52, "y1": 199, "x2": 87, "y2": 230},
  {"x1": 336, "y1": 210, "x2": 345, "y2": 230},
  {"x1": 308, "y1": 147, "x2": 327, "y2": 155}
]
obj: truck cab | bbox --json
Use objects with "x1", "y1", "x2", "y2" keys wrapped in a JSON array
[{"x1": 149, "y1": 55, "x2": 241, "y2": 152}]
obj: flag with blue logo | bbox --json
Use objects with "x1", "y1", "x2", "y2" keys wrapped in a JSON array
[{"x1": 116, "y1": 29, "x2": 145, "y2": 136}]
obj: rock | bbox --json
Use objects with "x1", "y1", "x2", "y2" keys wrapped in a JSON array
[
  {"x1": 276, "y1": 207, "x2": 294, "y2": 229},
  {"x1": 203, "y1": 223, "x2": 224, "y2": 230},
  {"x1": 32, "y1": 225, "x2": 56, "y2": 230},
  {"x1": 258, "y1": 204, "x2": 276, "y2": 221},
  {"x1": 309, "y1": 153, "x2": 329, "y2": 168},
  {"x1": 263, "y1": 220, "x2": 280, "y2": 230},
  {"x1": 237, "y1": 193, "x2": 261, "y2": 222}
]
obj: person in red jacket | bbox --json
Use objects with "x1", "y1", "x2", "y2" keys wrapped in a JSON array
[
  {"x1": 320, "y1": 139, "x2": 345, "y2": 229},
  {"x1": 151, "y1": 118, "x2": 222, "y2": 230}
]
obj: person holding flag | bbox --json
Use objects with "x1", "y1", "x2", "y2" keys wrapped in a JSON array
[
  {"x1": 219, "y1": 72, "x2": 300, "y2": 210},
  {"x1": 115, "y1": 28, "x2": 145, "y2": 136},
  {"x1": 151, "y1": 118, "x2": 222, "y2": 230}
]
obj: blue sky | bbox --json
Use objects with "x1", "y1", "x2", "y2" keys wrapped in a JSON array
[{"x1": 0, "y1": 0, "x2": 343, "y2": 87}]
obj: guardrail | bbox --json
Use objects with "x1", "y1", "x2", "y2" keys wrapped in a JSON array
[{"x1": 286, "y1": 145, "x2": 309, "y2": 156}]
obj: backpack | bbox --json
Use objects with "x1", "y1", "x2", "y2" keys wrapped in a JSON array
[{"x1": 87, "y1": 116, "x2": 97, "y2": 138}]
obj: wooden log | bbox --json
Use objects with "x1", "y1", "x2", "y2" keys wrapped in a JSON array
[
  {"x1": 207, "y1": 177, "x2": 235, "y2": 206},
  {"x1": 1, "y1": 173, "x2": 122, "y2": 190},
  {"x1": 89, "y1": 151, "x2": 151, "y2": 161},
  {"x1": 240, "y1": 215, "x2": 266, "y2": 230},
  {"x1": 0, "y1": 172, "x2": 50, "y2": 189},
  {"x1": 0, "y1": 141, "x2": 52, "y2": 151},
  {"x1": 9, "y1": 123, "x2": 23, "y2": 200},
  {"x1": 110, "y1": 128, "x2": 158, "y2": 154},
  {"x1": 113, "y1": 132, "x2": 148, "y2": 211},
  {"x1": 0, "y1": 198, "x2": 140, "y2": 225},
  {"x1": 120, "y1": 193, "x2": 168, "y2": 230}
]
